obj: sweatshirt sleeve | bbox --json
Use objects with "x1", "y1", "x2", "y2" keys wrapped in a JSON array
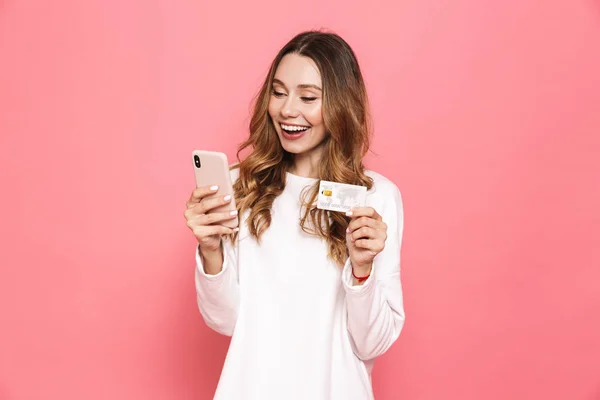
[
  {"x1": 342, "y1": 183, "x2": 406, "y2": 361},
  {"x1": 194, "y1": 237, "x2": 240, "y2": 336}
]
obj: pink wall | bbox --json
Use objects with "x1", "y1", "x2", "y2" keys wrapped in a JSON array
[{"x1": 1, "y1": 0, "x2": 599, "y2": 399}]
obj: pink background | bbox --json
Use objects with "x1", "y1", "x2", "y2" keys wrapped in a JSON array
[{"x1": 1, "y1": 0, "x2": 599, "y2": 399}]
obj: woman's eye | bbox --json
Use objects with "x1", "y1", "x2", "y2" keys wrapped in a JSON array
[
  {"x1": 272, "y1": 90, "x2": 286, "y2": 97},
  {"x1": 301, "y1": 97, "x2": 317, "y2": 102}
]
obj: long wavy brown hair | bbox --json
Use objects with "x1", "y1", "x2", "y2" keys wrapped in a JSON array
[{"x1": 233, "y1": 30, "x2": 374, "y2": 266}]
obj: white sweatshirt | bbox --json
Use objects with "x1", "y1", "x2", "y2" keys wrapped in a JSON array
[{"x1": 195, "y1": 169, "x2": 405, "y2": 400}]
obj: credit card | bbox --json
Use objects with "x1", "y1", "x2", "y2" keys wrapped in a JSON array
[{"x1": 317, "y1": 180, "x2": 367, "y2": 213}]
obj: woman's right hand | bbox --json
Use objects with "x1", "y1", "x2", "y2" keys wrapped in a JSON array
[{"x1": 184, "y1": 185, "x2": 239, "y2": 255}]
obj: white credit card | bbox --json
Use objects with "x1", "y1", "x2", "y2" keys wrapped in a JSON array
[{"x1": 317, "y1": 180, "x2": 367, "y2": 213}]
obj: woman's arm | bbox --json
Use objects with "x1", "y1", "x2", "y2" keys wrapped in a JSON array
[
  {"x1": 343, "y1": 185, "x2": 405, "y2": 360},
  {"x1": 195, "y1": 237, "x2": 240, "y2": 336}
]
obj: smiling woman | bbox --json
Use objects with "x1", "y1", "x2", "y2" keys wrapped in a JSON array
[
  {"x1": 269, "y1": 55, "x2": 328, "y2": 162},
  {"x1": 184, "y1": 30, "x2": 405, "y2": 400},
  {"x1": 234, "y1": 32, "x2": 376, "y2": 266}
]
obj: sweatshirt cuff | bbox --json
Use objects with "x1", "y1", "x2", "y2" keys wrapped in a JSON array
[
  {"x1": 195, "y1": 244, "x2": 231, "y2": 280},
  {"x1": 341, "y1": 259, "x2": 376, "y2": 294}
]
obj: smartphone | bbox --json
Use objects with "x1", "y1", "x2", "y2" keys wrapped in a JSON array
[{"x1": 192, "y1": 150, "x2": 238, "y2": 229}]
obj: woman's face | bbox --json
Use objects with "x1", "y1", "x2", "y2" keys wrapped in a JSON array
[{"x1": 268, "y1": 53, "x2": 327, "y2": 157}]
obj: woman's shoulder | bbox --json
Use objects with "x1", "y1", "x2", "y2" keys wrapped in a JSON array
[
  {"x1": 365, "y1": 170, "x2": 402, "y2": 198},
  {"x1": 364, "y1": 170, "x2": 403, "y2": 220}
]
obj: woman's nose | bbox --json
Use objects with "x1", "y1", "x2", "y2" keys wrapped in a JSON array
[{"x1": 280, "y1": 97, "x2": 299, "y2": 118}]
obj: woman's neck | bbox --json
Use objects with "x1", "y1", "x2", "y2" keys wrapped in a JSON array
[
  {"x1": 288, "y1": 141, "x2": 327, "y2": 179},
  {"x1": 289, "y1": 153, "x2": 322, "y2": 178}
]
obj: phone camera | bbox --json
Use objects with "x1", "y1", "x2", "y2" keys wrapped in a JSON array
[{"x1": 194, "y1": 155, "x2": 201, "y2": 168}]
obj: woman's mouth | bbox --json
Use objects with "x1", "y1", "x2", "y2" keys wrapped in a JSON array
[{"x1": 280, "y1": 123, "x2": 310, "y2": 140}]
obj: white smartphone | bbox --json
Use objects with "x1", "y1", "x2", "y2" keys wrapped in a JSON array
[{"x1": 192, "y1": 150, "x2": 238, "y2": 229}]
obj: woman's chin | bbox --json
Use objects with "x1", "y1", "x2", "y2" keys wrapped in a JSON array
[
  {"x1": 280, "y1": 137, "x2": 328, "y2": 158},
  {"x1": 277, "y1": 136, "x2": 304, "y2": 154},
  {"x1": 281, "y1": 145, "x2": 302, "y2": 155}
]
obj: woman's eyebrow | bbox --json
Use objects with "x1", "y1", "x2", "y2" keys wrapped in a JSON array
[
  {"x1": 273, "y1": 78, "x2": 322, "y2": 91},
  {"x1": 297, "y1": 84, "x2": 322, "y2": 91}
]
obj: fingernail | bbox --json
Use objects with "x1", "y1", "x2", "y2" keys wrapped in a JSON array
[
  {"x1": 224, "y1": 195, "x2": 232, "y2": 201},
  {"x1": 230, "y1": 210, "x2": 238, "y2": 216},
  {"x1": 346, "y1": 228, "x2": 350, "y2": 233},
  {"x1": 346, "y1": 211, "x2": 353, "y2": 217},
  {"x1": 233, "y1": 227, "x2": 239, "y2": 232},
  {"x1": 210, "y1": 185, "x2": 219, "y2": 191}
]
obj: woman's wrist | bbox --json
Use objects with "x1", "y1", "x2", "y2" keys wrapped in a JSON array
[
  {"x1": 199, "y1": 243, "x2": 224, "y2": 275},
  {"x1": 351, "y1": 262, "x2": 372, "y2": 285}
]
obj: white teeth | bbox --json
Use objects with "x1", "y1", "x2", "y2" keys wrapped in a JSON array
[{"x1": 281, "y1": 123, "x2": 309, "y2": 132}]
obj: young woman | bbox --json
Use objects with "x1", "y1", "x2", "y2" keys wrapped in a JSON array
[{"x1": 184, "y1": 30, "x2": 405, "y2": 400}]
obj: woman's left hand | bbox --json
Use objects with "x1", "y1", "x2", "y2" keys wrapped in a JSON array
[{"x1": 346, "y1": 207, "x2": 387, "y2": 276}]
